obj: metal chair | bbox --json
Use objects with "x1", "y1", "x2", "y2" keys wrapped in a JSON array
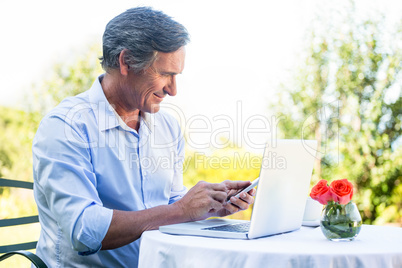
[{"x1": 0, "y1": 178, "x2": 47, "y2": 268}]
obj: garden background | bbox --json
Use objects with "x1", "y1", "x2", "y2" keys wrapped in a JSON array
[{"x1": 0, "y1": 0, "x2": 401, "y2": 266}]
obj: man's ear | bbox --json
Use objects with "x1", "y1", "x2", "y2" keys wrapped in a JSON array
[{"x1": 118, "y1": 49, "x2": 130, "y2": 76}]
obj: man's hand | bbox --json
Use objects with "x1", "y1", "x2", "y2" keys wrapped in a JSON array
[
  {"x1": 173, "y1": 180, "x2": 256, "y2": 222},
  {"x1": 173, "y1": 181, "x2": 228, "y2": 221},
  {"x1": 212, "y1": 180, "x2": 256, "y2": 218}
]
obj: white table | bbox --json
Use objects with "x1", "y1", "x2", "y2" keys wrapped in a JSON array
[{"x1": 138, "y1": 225, "x2": 402, "y2": 268}]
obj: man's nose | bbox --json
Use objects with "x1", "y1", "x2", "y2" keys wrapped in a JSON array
[{"x1": 164, "y1": 75, "x2": 177, "y2": 96}]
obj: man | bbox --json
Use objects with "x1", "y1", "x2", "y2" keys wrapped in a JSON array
[{"x1": 33, "y1": 7, "x2": 255, "y2": 267}]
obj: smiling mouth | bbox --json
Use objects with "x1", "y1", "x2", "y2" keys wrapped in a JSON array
[{"x1": 153, "y1": 93, "x2": 165, "y2": 99}]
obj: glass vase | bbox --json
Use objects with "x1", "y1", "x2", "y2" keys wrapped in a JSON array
[{"x1": 320, "y1": 201, "x2": 362, "y2": 241}]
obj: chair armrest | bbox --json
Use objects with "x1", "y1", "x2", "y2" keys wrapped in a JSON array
[{"x1": 0, "y1": 250, "x2": 47, "y2": 268}]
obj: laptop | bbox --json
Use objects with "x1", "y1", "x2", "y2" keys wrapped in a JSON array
[{"x1": 159, "y1": 139, "x2": 318, "y2": 239}]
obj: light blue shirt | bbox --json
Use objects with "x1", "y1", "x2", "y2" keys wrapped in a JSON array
[{"x1": 32, "y1": 75, "x2": 186, "y2": 267}]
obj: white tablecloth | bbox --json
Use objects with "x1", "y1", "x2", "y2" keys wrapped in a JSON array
[{"x1": 138, "y1": 225, "x2": 402, "y2": 268}]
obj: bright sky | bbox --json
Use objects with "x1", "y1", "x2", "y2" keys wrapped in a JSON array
[{"x1": 1, "y1": 0, "x2": 401, "y2": 152}]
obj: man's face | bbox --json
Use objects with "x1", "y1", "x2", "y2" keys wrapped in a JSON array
[{"x1": 123, "y1": 47, "x2": 186, "y2": 113}]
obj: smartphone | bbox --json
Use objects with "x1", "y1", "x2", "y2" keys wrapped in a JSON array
[{"x1": 227, "y1": 177, "x2": 259, "y2": 203}]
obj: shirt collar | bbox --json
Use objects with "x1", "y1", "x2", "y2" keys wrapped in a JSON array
[{"x1": 88, "y1": 74, "x2": 157, "y2": 133}]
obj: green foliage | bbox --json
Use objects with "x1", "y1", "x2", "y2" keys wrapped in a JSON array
[
  {"x1": 271, "y1": 2, "x2": 402, "y2": 225},
  {"x1": 28, "y1": 43, "x2": 103, "y2": 115},
  {"x1": 1, "y1": 44, "x2": 103, "y2": 184},
  {"x1": 0, "y1": 107, "x2": 38, "y2": 183},
  {"x1": 46, "y1": 44, "x2": 103, "y2": 104}
]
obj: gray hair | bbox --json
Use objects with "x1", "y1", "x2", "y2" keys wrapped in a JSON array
[{"x1": 100, "y1": 7, "x2": 190, "y2": 73}]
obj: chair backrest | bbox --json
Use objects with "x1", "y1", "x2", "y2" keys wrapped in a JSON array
[
  {"x1": 0, "y1": 178, "x2": 39, "y2": 253},
  {"x1": 0, "y1": 178, "x2": 47, "y2": 268}
]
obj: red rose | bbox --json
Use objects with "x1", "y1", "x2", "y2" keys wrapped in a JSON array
[
  {"x1": 330, "y1": 179, "x2": 354, "y2": 205},
  {"x1": 310, "y1": 179, "x2": 334, "y2": 205}
]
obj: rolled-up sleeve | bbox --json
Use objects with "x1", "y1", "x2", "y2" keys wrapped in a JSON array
[{"x1": 33, "y1": 115, "x2": 113, "y2": 255}]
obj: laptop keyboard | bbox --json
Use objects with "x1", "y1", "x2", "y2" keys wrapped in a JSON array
[{"x1": 202, "y1": 222, "x2": 250, "y2": 233}]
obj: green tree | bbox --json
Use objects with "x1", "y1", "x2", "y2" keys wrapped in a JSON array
[
  {"x1": 0, "y1": 43, "x2": 104, "y2": 183},
  {"x1": 0, "y1": 43, "x2": 104, "y2": 206},
  {"x1": 0, "y1": 107, "x2": 37, "y2": 182},
  {"x1": 28, "y1": 43, "x2": 103, "y2": 116},
  {"x1": 271, "y1": 3, "x2": 402, "y2": 225}
]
